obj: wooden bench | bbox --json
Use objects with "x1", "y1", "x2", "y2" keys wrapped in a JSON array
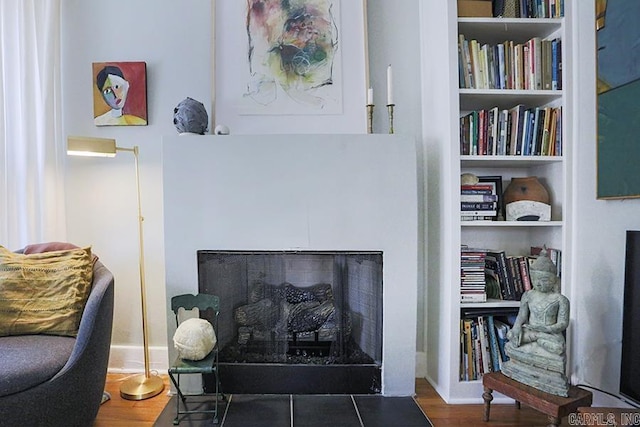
[{"x1": 482, "y1": 372, "x2": 593, "y2": 427}]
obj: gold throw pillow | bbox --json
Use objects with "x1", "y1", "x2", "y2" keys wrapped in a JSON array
[{"x1": 0, "y1": 245, "x2": 94, "y2": 337}]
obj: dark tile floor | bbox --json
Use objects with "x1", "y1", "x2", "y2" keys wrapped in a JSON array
[{"x1": 154, "y1": 394, "x2": 433, "y2": 426}]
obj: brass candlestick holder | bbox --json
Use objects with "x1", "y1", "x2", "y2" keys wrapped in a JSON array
[
  {"x1": 387, "y1": 104, "x2": 395, "y2": 134},
  {"x1": 367, "y1": 104, "x2": 374, "y2": 134}
]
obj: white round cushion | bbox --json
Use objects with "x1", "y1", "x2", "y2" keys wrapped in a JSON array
[{"x1": 173, "y1": 318, "x2": 217, "y2": 361}]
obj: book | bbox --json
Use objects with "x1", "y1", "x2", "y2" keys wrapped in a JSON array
[
  {"x1": 486, "y1": 315, "x2": 502, "y2": 372},
  {"x1": 493, "y1": 319, "x2": 511, "y2": 363},
  {"x1": 541, "y1": 106, "x2": 552, "y2": 155},
  {"x1": 488, "y1": 106, "x2": 499, "y2": 155},
  {"x1": 461, "y1": 183, "x2": 495, "y2": 192},
  {"x1": 477, "y1": 316, "x2": 491, "y2": 374},
  {"x1": 509, "y1": 104, "x2": 526, "y2": 155},
  {"x1": 463, "y1": 319, "x2": 475, "y2": 380},
  {"x1": 516, "y1": 108, "x2": 529, "y2": 155},
  {"x1": 461, "y1": 202, "x2": 497, "y2": 211},
  {"x1": 458, "y1": 34, "x2": 472, "y2": 88},
  {"x1": 542, "y1": 39, "x2": 553, "y2": 90},
  {"x1": 460, "y1": 210, "x2": 497, "y2": 217},
  {"x1": 530, "y1": 106, "x2": 542, "y2": 155},
  {"x1": 533, "y1": 36, "x2": 542, "y2": 89},
  {"x1": 461, "y1": 194, "x2": 499, "y2": 202},
  {"x1": 507, "y1": 256, "x2": 524, "y2": 300},
  {"x1": 518, "y1": 256, "x2": 533, "y2": 291},
  {"x1": 469, "y1": 39, "x2": 480, "y2": 89}
]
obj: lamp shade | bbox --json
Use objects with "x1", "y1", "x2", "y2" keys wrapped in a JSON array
[{"x1": 67, "y1": 136, "x2": 117, "y2": 157}]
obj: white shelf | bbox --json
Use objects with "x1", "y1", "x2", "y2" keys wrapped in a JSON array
[
  {"x1": 461, "y1": 220, "x2": 562, "y2": 227},
  {"x1": 458, "y1": 18, "x2": 563, "y2": 43},
  {"x1": 461, "y1": 300, "x2": 521, "y2": 309},
  {"x1": 420, "y1": 0, "x2": 572, "y2": 403},
  {"x1": 461, "y1": 155, "x2": 562, "y2": 167},
  {"x1": 459, "y1": 89, "x2": 562, "y2": 111}
]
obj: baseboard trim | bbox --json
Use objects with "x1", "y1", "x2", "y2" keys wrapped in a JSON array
[{"x1": 108, "y1": 345, "x2": 169, "y2": 373}]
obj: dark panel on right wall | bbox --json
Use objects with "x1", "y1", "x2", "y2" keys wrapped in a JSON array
[{"x1": 621, "y1": 230, "x2": 640, "y2": 404}]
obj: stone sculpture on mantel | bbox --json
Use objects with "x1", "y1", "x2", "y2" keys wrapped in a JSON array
[{"x1": 501, "y1": 248, "x2": 570, "y2": 396}]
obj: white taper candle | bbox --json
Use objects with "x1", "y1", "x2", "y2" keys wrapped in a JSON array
[{"x1": 387, "y1": 64, "x2": 394, "y2": 105}]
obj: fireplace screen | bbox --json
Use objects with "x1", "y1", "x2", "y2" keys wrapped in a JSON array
[{"x1": 197, "y1": 250, "x2": 383, "y2": 393}]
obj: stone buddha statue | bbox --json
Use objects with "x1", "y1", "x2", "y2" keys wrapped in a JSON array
[{"x1": 501, "y1": 248, "x2": 570, "y2": 396}]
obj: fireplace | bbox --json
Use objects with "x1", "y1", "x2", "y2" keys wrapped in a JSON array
[
  {"x1": 197, "y1": 250, "x2": 383, "y2": 394},
  {"x1": 161, "y1": 134, "x2": 418, "y2": 396}
]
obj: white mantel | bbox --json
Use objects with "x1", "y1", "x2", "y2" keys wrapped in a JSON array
[{"x1": 161, "y1": 134, "x2": 418, "y2": 396}]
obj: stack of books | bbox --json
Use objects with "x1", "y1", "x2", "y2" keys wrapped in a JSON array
[
  {"x1": 461, "y1": 247, "x2": 487, "y2": 302},
  {"x1": 461, "y1": 182, "x2": 498, "y2": 221}
]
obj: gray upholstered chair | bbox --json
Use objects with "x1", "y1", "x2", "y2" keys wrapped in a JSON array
[{"x1": 0, "y1": 257, "x2": 114, "y2": 427}]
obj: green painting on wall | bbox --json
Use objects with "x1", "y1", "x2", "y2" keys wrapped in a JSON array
[{"x1": 597, "y1": 0, "x2": 640, "y2": 198}]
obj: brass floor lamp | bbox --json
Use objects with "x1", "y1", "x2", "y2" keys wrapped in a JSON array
[{"x1": 67, "y1": 136, "x2": 164, "y2": 400}]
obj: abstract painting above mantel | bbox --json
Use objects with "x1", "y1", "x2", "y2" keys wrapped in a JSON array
[
  {"x1": 244, "y1": 0, "x2": 341, "y2": 115},
  {"x1": 596, "y1": 0, "x2": 640, "y2": 199},
  {"x1": 215, "y1": 0, "x2": 368, "y2": 134}
]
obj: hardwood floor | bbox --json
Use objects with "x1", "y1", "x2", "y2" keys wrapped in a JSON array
[{"x1": 96, "y1": 374, "x2": 571, "y2": 426}]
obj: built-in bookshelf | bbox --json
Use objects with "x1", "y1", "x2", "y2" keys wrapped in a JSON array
[{"x1": 420, "y1": 0, "x2": 573, "y2": 403}]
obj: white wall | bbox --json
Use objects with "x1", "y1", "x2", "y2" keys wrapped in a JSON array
[
  {"x1": 61, "y1": 0, "x2": 424, "y2": 373},
  {"x1": 62, "y1": 0, "x2": 213, "y2": 370},
  {"x1": 571, "y1": 0, "x2": 640, "y2": 407}
]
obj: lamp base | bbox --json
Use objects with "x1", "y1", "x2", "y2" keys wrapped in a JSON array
[{"x1": 120, "y1": 373, "x2": 165, "y2": 401}]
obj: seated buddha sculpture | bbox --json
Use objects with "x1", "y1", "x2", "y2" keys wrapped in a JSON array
[{"x1": 501, "y1": 248, "x2": 570, "y2": 396}]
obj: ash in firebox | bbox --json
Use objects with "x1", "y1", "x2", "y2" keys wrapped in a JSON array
[{"x1": 219, "y1": 337, "x2": 376, "y2": 365}]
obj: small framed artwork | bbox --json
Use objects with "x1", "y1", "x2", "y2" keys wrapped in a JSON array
[
  {"x1": 92, "y1": 61, "x2": 148, "y2": 126},
  {"x1": 214, "y1": 0, "x2": 369, "y2": 134},
  {"x1": 478, "y1": 175, "x2": 505, "y2": 221}
]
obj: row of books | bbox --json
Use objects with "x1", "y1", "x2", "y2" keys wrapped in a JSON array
[
  {"x1": 458, "y1": 35, "x2": 562, "y2": 91},
  {"x1": 460, "y1": 105, "x2": 562, "y2": 157},
  {"x1": 495, "y1": 0, "x2": 564, "y2": 18},
  {"x1": 460, "y1": 314, "x2": 513, "y2": 381},
  {"x1": 485, "y1": 250, "x2": 533, "y2": 301},
  {"x1": 462, "y1": 246, "x2": 562, "y2": 303}
]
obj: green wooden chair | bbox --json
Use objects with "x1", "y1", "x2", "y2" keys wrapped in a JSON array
[{"x1": 168, "y1": 293, "x2": 224, "y2": 425}]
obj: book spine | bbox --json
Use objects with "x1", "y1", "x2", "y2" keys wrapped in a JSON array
[
  {"x1": 478, "y1": 316, "x2": 491, "y2": 374},
  {"x1": 464, "y1": 319, "x2": 474, "y2": 380},
  {"x1": 460, "y1": 194, "x2": 499, "y2": 202},
  {"x1": 486, "y1": 315, "x2": 502, "y2": 372},
  {"x1": 519, "y1": 256, "x2": 532, "y2": 291},
  {"x1": 461, "y1": 202, "x2": 497, "y2": 210},
  {"x1": 460, "y1": 210, "x2": 497, "y2": 217}
]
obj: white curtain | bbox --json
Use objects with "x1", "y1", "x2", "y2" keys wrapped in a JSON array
[{"x1": 0, "y1": 0, "x2": 66, "y2": 250}]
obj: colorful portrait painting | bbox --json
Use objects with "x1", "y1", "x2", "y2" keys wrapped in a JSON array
[
  {"x1": 242, "y1": 0, "x2": 341, "y2": 114},
  {"x1": 92, "y1": 61, "x2": 148, "y2": 126}
]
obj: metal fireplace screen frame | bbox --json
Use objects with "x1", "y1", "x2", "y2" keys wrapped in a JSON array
[{"x1": 196, "y1": 250, "x2": 383, "y2": 394}]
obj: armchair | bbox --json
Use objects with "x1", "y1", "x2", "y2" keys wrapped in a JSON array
[{"x1": 0, "y1": 256, "x2": 114, "y2": 427}]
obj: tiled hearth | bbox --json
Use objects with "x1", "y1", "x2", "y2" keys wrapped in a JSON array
[{"x1": 154, "y1": 394, "x2": 433, "y2": 426}]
